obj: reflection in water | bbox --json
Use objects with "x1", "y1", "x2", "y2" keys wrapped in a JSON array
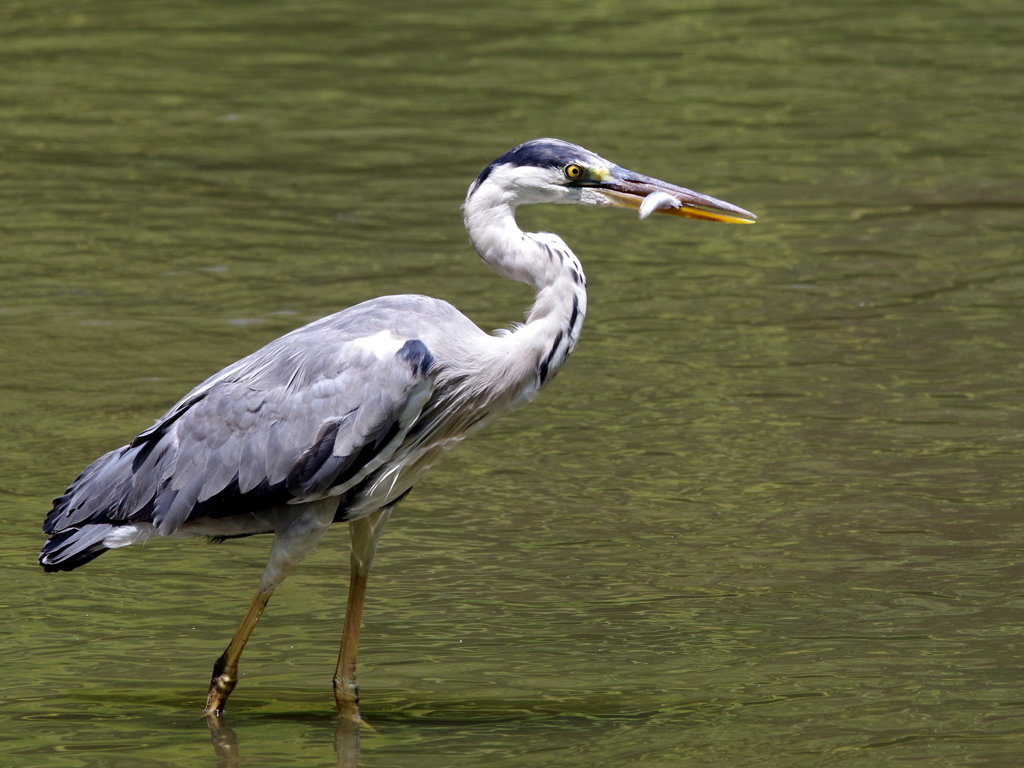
[
  {"x1": 207, "y1": 715, "x2": 244, "y2": 768},
  {"x1": 332, "y1": 719, "x2": 362, "y2": 768},
  {"x1": 208, "y1": 715, "x2": 361, "y2": 768}
]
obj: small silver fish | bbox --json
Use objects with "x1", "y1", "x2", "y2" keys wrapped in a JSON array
[{"x1": 638, "y1": 190, "x2": 683, "y2": 220}]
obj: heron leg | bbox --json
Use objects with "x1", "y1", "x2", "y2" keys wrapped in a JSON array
[
  {"x1": 205, "y1": 587, "x2": 274, "y2": 714},
  {"x1": 334, "y1": 504, "x2": 394, "y2": 722},
  {"x1": 205, "y1": 500, "x2": 338, "y2": 715}
]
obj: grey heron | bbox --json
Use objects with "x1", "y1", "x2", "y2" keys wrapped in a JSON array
[{"x1": 39, "y1": 139, "x2": 756, "y2": 721}]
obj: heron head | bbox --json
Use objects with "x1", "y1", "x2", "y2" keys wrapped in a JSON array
[{"x1": 467, "y1": 138, "x2": 756, "y2": 224}]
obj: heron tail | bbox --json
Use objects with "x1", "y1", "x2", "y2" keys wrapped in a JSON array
[
  {"x1": 40, "y1": 444, "x2": 139, "y2": 572},
  {"x1": 39, "y1": 524, "x2": 113, "y2": 572}
]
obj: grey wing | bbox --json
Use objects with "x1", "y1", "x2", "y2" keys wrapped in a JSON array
[{"x1": 40, "y1": 328, "x2": 436, "y2": 569}]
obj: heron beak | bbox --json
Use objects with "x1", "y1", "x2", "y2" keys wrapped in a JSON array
[{"x1": 595, "y1": 168, "x2": 757, "y2": 224}]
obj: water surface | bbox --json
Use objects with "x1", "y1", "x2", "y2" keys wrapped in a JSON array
[{"x1": 2, "y1": 1, "x2": 1023, "y2": 766}]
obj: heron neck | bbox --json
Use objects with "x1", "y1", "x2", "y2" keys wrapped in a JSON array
[
  {"x1": 466, "y1": 187, "x2": 584, "y2": 276},
  {"x1": 463, "y1": 191, "x2": 588, "y2": 387}
]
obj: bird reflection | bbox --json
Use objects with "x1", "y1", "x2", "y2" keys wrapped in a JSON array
[{"x1": 206, "y1": 713, "x2": 362, "y2": 768}]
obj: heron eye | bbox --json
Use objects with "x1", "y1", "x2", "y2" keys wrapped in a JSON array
[{"x1": 564, "y1": 164, "x2": 584, "y2": 180}]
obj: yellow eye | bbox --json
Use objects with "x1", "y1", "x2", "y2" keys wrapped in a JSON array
[{"x1": 564, "y1": 164, "x2": 584, "y2": 180}]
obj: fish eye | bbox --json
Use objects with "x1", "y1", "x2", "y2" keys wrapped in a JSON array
[{"x1": 564, "y1": 164, "x2": 584, "y2": 180}]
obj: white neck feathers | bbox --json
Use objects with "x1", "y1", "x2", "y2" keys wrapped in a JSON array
[{"x1": 462, "y1": 171, "x2": 589, "y2": 390}]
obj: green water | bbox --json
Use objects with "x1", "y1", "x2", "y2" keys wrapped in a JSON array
[{"x1": 2, "y1": 1, "x2": 1023, "y2": 765}]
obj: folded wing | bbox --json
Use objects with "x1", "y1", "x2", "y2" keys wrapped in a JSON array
[{"x1": 40, "y1": 325, "x2": 436, "y2": 572}]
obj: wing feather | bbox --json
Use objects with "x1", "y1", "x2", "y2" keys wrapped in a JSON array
[
  {"x1": 42, "y1": 324, "x2": 437, "y2": 543},
  {"x1": 39, "y1": 295, "x2": 476, "y2": 572}
]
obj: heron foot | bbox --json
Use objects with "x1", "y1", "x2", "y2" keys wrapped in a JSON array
[
  {"x1": 333, "y1": 673, "x2": 364, "y2": 723},
  {"x1": 334, "y1": 672, "x2": 378, "y2": 731},
  {"x1": 205, "y1": 652, "x2": 237, "y2": 715}
]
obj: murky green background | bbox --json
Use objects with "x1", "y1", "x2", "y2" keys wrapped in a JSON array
[{"x1": 2, "y1": 1, "x2": 1023, "y2": 765}]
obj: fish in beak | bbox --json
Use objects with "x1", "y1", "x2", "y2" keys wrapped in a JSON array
[{"x1": 596, "y1": 167, "x2": 756, "y2": 224}]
